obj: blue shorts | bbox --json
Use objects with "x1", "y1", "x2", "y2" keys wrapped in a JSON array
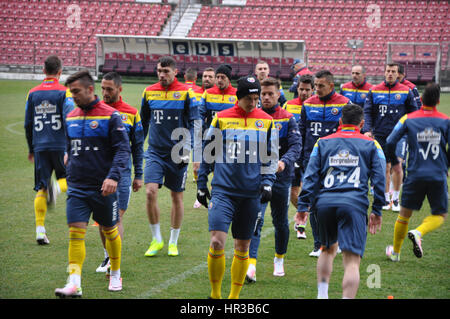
[
  {"x1": 401, "y1": 178, "x2": 448, "y2": 214},
  {"x1": 117, "y1": 167, "x2": 131, "y2": 211},
  {"x1": 208, "y1": 191, "x2": 261, "y2": 240},
  {"x1": 34, "y1": 150, "x2": 66, "y2": 191},
  {"x1": 315, "y1": 203, "x2": 368, "y2": 257},
  {"x1": 144, "y1": 148, "x2": 188, "y2": 192},
  {"x1": 66, "y1": 187, "x2": 119, "y2": 227},
  {"x1": 395, "y1": 136, "x2": 408, "y2": 160}
]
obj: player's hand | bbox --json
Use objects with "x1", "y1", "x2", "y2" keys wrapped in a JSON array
[
  {"x1": 101, "y1": 178, "x2": 118, "y2": 197},
  {"x1": 364, "y1": 132, "x2": 373, "y2": 138},
  {"x1": 193, "y1": 162, "x2": 200, "y2": 175},
  {"x1": 197, "y1": 188, "x2": 211, "y2": 208},
  {"x1": 368, "y1": 213, "x2": 382, "y2": 235},
  {"x1": 295, "y1": 211, "x2": 308, "y2": 225},
  {"x1": 277, "y1": 160, "x2": 286, "y2": 173},
  {"x1": 260, "y1": 184, "x2": 272, "y2": 203},
  {"x1": 132, "y1": 178, "x2": 143, "y2": 192},
  {"x1": 28, "y1": 153, "x2": 34, "y2": 163}
]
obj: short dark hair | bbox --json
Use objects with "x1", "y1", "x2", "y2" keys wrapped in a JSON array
[
  {"x1": 260, "y1": 77, "x2": 280, "y2": 90},
  {"x1": 65, "y1": 69, "x2": 95, "y2": 88},
  {"x1": 341, "y1": 103, "x2": 364, "y2": 126},
  {"x1": 203, "y1": 67, "x2": 215, "y2": 73},
  {"x1": 315, "y1": 70, "x2": 334, "y2": 84},
  {"x1": 158, "y1": 56, "x2": 176, "y2": 69},
  {"x1": 102, "y1": 72, "x2": 122, "y2": 87},
  {"x1": 298, "y1": 74, "x2": 314, "y2": 88},
  {"x1": 422, "y1": 82, "x2": 440, "y2": 107},
  {"x1": 385, "y1": 62, "x2": 400, "y2": 71},
  {"x1": 184, "y1": 67, "x2": 197, "y2": 81},
  {"x1": 44, "y1": 55, "x2": 62, "y2": 75}
]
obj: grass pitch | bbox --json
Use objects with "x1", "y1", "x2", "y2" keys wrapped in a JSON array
[{"x1": 0, "y1": 79, "x2": 449, "y2": 299}]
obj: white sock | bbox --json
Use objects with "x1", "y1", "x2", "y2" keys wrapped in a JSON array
[
  {"x1": 169, "y1": 228, "x2": 180, "y2": 245},
  {"x1": 317, "y1": 282, "x2": 329, "y2": 299},
  {"x1": 385, "y1": 192, "x2": 391, "y2": 202},
  {"x1": 36, "y1": 226, "x2": 45, "y2": 234},
  {"x1": 274, "y1": 257, "x2": 284, "y2": 264},
  {"x1": 392, "y1": 190, "x2": 400, "y2": 201},
  {"x1": 69, "y1": 274, "x2": 81, "y2": 288},
  {"x1": 110, "y1": 269, "x2": 121, "y2": 278},
  {"x1": 150, "y1": 223, "x2": 162, "y2": 242}
]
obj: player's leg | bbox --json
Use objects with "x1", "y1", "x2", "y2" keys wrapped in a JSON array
[
  {"x1": 271, "y1": 186, "x2": 290, "y2": 277},
  {"x1": 228, "y1": 197, "x2": 260, "y2": 299},
  {"x1": 143, "y1": 150, "x2": 165, "y2": 256},
  {"x1": 165, "y1": 161, "x2": 188, "y2": 256},
  {"x1": 309, "y1": 209, "x2": 322, "y2": 256},
  {"x1": 341, "y1": 251, "x2": 361, "y2": 299},
  {"x1": 55, "y1": 188, "x2": 90, "y2": 298},
  {"x1": 207, "y1": 192, "x2": 234, "y2": 299},
  {"x1": 33, "y1": 152, "x2": 52, "y2": 244},
  {"x1": 315, "y1": 205, "x2": 338, "y2": 299},
  {"x1": 409, "y1": 180, "x2": 448, "y2": 258},
  {"x1": 383, "y1": 162, "x2": 392, "y2": 210},
  {"x1": 50, "y1": 150, "x2": 69, "y2": 204},
  {"x1": 391, "y1": 161, "x2": 403, "y2": 212},
  {"x1": 246, "y1": 203, "x2": 266, "y2": 283}
]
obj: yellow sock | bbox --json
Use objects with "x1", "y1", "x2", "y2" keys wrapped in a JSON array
[
  {"x1": 68, "y1": 227, "x2": 86, "y2": 277},
  {"x1": 57, "y1": 178, "x2": 68, "y2": 193},
  {"x1": 393, "y1": 215, "x2": 410, "y2": 254},
  {"x1": 416, "y1": 215, "x2": 445, "y2": 237},
  {"x1": 228, "y1": 249, "x2": 249, "y2": 299},
  {"x1": 34, "y1": 190, "x2": 47, "y2": 228},
  {"x1": 102, "y1": 226, "x2": 122, "y2": 272},
  {"x1": 249, "y1": 257, "x2": 257, "y2": 266},
  {"x1": 207, "y1": 247, "x2": 225, "y2": 299},
  {"x1": 275, "y1": 253, "x2": 285, "y2": 259}
]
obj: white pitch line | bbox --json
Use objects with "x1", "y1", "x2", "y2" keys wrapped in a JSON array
[
  {"x1": 5, "y1": 121, "x2": 24, "y2": 136},
  {"x1": 138, "y1": 217, "x2": 296, "y2": 299}
]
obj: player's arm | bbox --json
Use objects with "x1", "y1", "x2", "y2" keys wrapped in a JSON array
[
  {"x1": 362, "y1": 90, "x2": 374, "y2": 135},
  {"x1": 130, "y1": 112, "x2": 144, "y2": 189},
  {"x1": 197, "y1": 91, "x2": 208, "y2": 132},
  {"x1": 297, "y1": 140, "x2": 321, "y2": 213},
  {"x1": 370, "y1": 140, "x2": 387, "y2": 217},
  {"x1": 260, "y1": 119, "x2": 278, "y2": 187},
  {"x1": 140, "y1": 89, "x2": 150, "y2": 141},
  {"x1": 106, "y1": 112, "x2": 131, "y2": 190},
  {"x1": 289, "y1": 75, "x2": 299, "y2": 93},
  {"x1": 298, "y1": 104, "x2": 307, "y2": 166},
  {"x1": 386, "y1": 115, "x2": 408, "y2": 165},
  {"x1": 412, "y1": 86, "x2": 422, "y2": 108},
  {"x1": 405, "y1": 89, "x2": 418, "y2": 113},
  {"x1": 280, "y1": 117, "x2": 302, "y2": 171},
  {"x1": 186, "y1": 88, "x2": 202, "y2": 162},
  {"x1": 278, "y1": 88, "x2": 287, "y2": 106},
  {"x1": 24, "y1": 92, "x2": 34, "y2": 158}
]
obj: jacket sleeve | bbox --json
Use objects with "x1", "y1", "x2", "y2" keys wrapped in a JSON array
[
  {"x1": 386, "y1": 114, "x2": 408, "y2": 163},
  {"x1": 370, "y1": 140, "x2": 387, "y2": 216},
  {"x1": 197, "y1": 115, "x2": 219, "y2": 190},
  {"x1": 289, "y1": 74, "x2": 299, "y2": 93},
  {"x1": 412, "y1": 86, "x2": 422, "y2": 108},
  {"x1": 362, "y1": 90, "x2": 374, "y2": 133},
  {"x1": 24, "y1": 92, "x2": 34, "y2": 154},
  {"x1": 280, "y1": 117, "x2": 302, "y2": 168},
  {"x1": 107, "y1": 111, "x2": 131, "y2": 182},
  {"x1": 298, "y1": 104, "x2": 307, "y2": 166},
  {"x1": 260, "y1": 119, "x2": 278, "y2": 187},
  {"x1": 130, "y1": 112, "x2": 145, "y2": 179},
  {"x1": 198, "y1": 91, "x2": 208, "y2": 132},
  {"x1": 405, "y1": 89, "x2": 418, "y2": 114},
  {"x1": 140, "y1": 89, "x2": 150, "y2": 141},
  {"x1": 186, "y1": 88, "x2": 202, "y2": 161},
  {"x1": 278, "y1": 88, "x2": 287, "y2": 106},
  {"x1": 297, "y1": 140, "x2": 321, "y2": 212}
]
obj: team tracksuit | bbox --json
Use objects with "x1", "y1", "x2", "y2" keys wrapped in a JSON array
[
  {"x1": 249, "y1": 104, "x2": 301, "y2": 259},
  {"x1": 340, "y1": 80, "x2": 373, "y2": 107},
  {"x1": 298, "y1": 125, "x2": 386, "y2": 256}
]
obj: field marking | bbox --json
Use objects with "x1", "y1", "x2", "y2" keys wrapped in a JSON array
[
  {"x1": 5, "y1": 121, "x2": 24, "y2": 136},
  {"x1": 137, "y1": 217, "x2": 295, "y2": 299}
]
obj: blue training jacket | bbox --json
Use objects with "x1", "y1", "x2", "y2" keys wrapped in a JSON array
[
  {"x1": 65, "y1": 97, "x2": 131, "y2": 190},
  {"x1": 298, "y1": 125, "x2": 386, "y2": 216}
]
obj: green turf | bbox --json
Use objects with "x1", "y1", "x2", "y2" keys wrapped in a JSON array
[{"x1": 0, "y1": 78, "x2": 449, "y2": 299}]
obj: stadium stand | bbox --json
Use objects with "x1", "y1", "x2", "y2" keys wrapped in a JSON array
[
  {"x1": 0, "y1": 0, "x2": 448, "y2": 83},
  {"x1": 0, "y1": 0, "x2": 171, "y2": 68}
]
